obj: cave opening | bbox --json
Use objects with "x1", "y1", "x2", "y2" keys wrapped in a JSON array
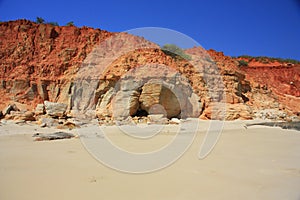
[
  {"x1": 128, "y1": 84, "x2": 182, "y2": 119},
  {"x1": 134, "y1": 109, "x2": 149, "y2": 117}
]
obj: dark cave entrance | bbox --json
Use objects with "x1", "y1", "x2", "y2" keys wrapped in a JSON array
[{"x1": 134, "y1": 109, "x2": 149, "y2": 117}]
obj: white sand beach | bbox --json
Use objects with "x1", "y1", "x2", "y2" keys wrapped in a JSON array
[{"x1": 0, "y1": 120, "x2": 300, "y2": 200}]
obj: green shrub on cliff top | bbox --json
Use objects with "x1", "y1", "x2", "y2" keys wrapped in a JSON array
[
  {"x1": 161, "y1": 44, "x2": 191, "y2": 61},
  {"x1": 47, "y1": 22, "x2": 59, "y2": 26},
  {"x1": 66, "y1": 21, "x2": 75, "y2": 26},
  {"x1": 237, "y1": 55, "x2": 300, "y2": 64},
  {"x1": 238, "y1": 60, "x2": 249, "y2": 67},
  {"x1": 36, "y1": 17, "x2": 45, "y2": 24}
]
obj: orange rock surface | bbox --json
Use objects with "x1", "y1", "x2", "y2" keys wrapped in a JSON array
[{"x1": 0, "y1": 20, "x2": 299, "y2": 120}]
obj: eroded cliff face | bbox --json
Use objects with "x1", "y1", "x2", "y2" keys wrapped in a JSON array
[
  {"x1": 0, "y1": 20, "x2": 299, "y2": 121},
  {"x1": 207, "y1": 50, "x2": 300, "y2": 119},
  {"x1": 0, "y1": 19, "x2": 112, "y2": 110},
  {"x1": 241, "y1": 65, "x2": 300, "y2": 113}
]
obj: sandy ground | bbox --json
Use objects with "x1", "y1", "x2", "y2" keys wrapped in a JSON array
[{"x1": 0, "y1": 120, "x2": 300, "y2": 200}]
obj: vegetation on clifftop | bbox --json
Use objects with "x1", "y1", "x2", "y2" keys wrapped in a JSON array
[
  {"x1": 233, "y1": 55, "x2": 300, "y2": 64},
  {"x1": 35, "y1": 17, "x2": 75, "y2": 27},
  {"x1": 238, "y1": 60, "x2": 249, "y2": 67},
  {"x1": 36, "y1": 17, "x2": 45, "y2": 24},
  {"x1": 161, "y1": 44, "x2": 191, "y2": 61}
]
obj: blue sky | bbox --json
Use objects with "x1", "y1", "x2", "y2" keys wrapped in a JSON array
[{"x1": 1, "y1": 0, "x2": 300, "y2": 60}]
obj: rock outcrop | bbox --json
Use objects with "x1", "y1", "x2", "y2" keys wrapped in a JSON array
[
  {"x1": 208, "y1": 50, "x2": 300, "y2": 120},
  {"x1": 0, "y1": 19, "x2": 299, "y2": 122},
  {"x1": 0, "y1": 19, "x2": 112, "y2": 110},
  {"x1": 44, "y1": 101, "x2": 68, "y2": 118}
]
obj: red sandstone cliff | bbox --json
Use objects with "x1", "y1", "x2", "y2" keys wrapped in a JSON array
[
  {"x1": 0, "y1": 19, "x2": 299, "y2": 120},
  {"x1": 0, "y1": 19, "x2": 112, "y2": 109}
]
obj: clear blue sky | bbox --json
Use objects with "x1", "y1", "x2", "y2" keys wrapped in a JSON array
[{"x1": 1, "y1": 0, "x2": 300, "y2": 60}]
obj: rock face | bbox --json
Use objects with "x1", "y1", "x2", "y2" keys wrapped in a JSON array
[
  {"x1": 0, "y1": 20, "x2": 299, "y2": 121},
  {"x1": 112, "y1": 90, "x2": 140, "y2": 119},
  {"x1": 241, "y1": 65, "x2": 300, "y2": 114},
  {"x1": 201, "y1": 103, "x2": 253, "y2": 120},
  {"x1": 207, "y1": 50, "x2": 300, "y2": 120},
  {"x1": 0, "y1": 19, "x2": 112, "y2": 110},
  {"x1": 98, "y1": 64, "x2": 203, "y2": 120},
  {"x1": 139, "y1": 82, "x2": 181, "y2": 118}
]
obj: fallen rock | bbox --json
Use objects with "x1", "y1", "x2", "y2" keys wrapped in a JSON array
[
  {"x1": 40, "y1": 122, "x2": 47, "y2": 128},
  {"x1": 112, "y1": 90, "x2": 140, "y2": 120},
  {"x1": 56, "y1": 120, "x2": 78, "y2": 129},
  {"x1": 4, "y1": 113, "x2": 14, "y2": 120},
  {"x1": 44, "y1": 101, "x2": 68, "y2": 118},
  {"x1": 11, "y1": 102, "x2": 28, "y2": 112},
  {"x1": 14, "y1": 111, "x2": 35, "y2": 121},
  {"x1": 33, "y1": 132, "x2": 75, "y2": 141},
  {"x1": 98, "y1": 117, "x2": 115, "y2": 126},
  {"x1": 3, "y1": 104, "x2": 19, "y2": 115},
  {"x1": 38, "y1": 116, "x2": 58, "y2": 127},
  {"x1": 148, "y1": 114, "x2": 164, "y2": 121},
  {"x1": 254, "y1": 109, "x2": 288, "y2": 120},
  {"x1": 148, "y1": 114, "x2": 168, "y2": 124},
  {"x1": 4, "y1": 111, "x2": 35, "y2": 121},
  {"x1": 14, "y1": 119, "x2": 26, "y2": 124},
  {"x1": 63, "y1": 121, "x2": 77, "y2": 129},
  {"x1": 139, "y1": 83, "x2": 181, "y2": 118},
  {"x1": 35, "y1": 104, "x2": 45, "y2": 115}
]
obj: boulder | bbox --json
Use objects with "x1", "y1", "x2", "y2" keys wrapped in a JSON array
[
  {"x1": 3, "y1": 104, "x2": 19, "y2": 115},
  {"x1": 44, "y1": 101, "x2": 68, "y2": 117},
  {"x1": 225, "y1": 104, "x2": 253, "y2": 120},
  {"x1": 14, "y1": 119, "x2": 26, "y2": 124},
  {"x1": 148, "y1": 114, "x2": 168, "y2": 124},
  {"x1": 56, "y1": 120, "x2": 79, "y2": 129},
  {"x1": 4, "y1": 111, "x2": 35, "y2": 121},
  {"x1": 139, "y1": 83, "x2": 181, "y2": 118},
  {"x1": 35, "y1": 104, "x2": 45, "y2": 115},
  {"x1": 63, "y1": 121, "x2": 78, "y2": 129},
  {"x1": 38, "y1": 116, "x2": 58, "y2": 127},
  {"x1": 112, "y1": 90, "x2": 140, "y2": 119},
  {"x1": 14, "y1": 111, "x2": 35, "y2": 121},
  {"x1": 159, "y1": 86, "x2": 181, "y2": 118},
  {"x1": 33, "y1": 132, "x2": 74, "y2": 141},
  {"x1": 11, "y1": 102, "x2": 28, "y2": 112},
  {"x1": 139, "y1": 83, "x2": 161, "y2": 112},
  {"x1": 201, "y1": 103, "x2": 253, "y2": 120}
]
